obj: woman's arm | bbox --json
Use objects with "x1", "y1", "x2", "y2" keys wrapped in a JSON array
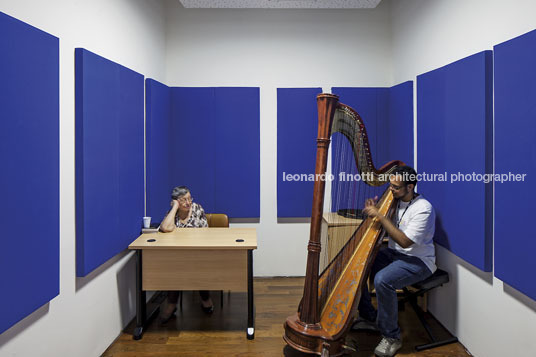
[{"x1": 160, "y1": 200, "x2": 179, "y2": 232}]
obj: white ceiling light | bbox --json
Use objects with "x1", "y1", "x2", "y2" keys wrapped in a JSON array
[{"x1": 179, "y1": 0, "x2": 382, "y2": 9}]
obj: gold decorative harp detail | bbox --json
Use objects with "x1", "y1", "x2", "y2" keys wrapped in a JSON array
[{"x1": 283, "y1": 94, "x2": 403, "y2": 356}]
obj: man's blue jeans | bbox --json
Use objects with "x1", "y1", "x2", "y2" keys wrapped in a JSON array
[{"x1": 358, "y1": 248, "x2": 432, "y2": 339}]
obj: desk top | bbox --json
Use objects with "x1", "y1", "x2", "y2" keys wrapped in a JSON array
[{"x1": 128, "y1": 227, "x2": 257, "y2": 250}]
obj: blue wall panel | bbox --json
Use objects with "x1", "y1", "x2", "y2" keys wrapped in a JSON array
[
  {"x1": 417, "y1": 51, "x2": 493, "y2": 271},
  {"x1": 330, "y1": 87, "x2": 414, "y2": 213},
  {"x1": 163, "y1": 87, "x2": 260, "y2": 218},
  {"x1": 494, "y1": 30, "x2": 536, "y2": 300},
  {"x1": 276, "y1": 86, "x2": 413, "y2": 217},
  {"x1": 170, "y1": 87, "x2": 216, "y2": 214},
  {"x1": 213, "y1": 87, "x2": 260, "y2": 217},
  {"x1": 277, "y1": 88, "x2": 322, "y2": 217},
  {"x1": 388, "y1": 81, "x2": 414, "y2": 166},
  {"x1": 332, "y1": 85, "x2": 414, "y2": 167},
  {"x1": 332, "y1": 88, "x2": 385, "y2": 165},
  {"x1": 146, "y1": 79, "x2": 172, "y2": 222},
  {"x1": 330, "y1": 87, "x2": 387, "y2": 213},
  {"x1": 0, "y1": 12, "x2": 59, "y2": 334},
  {"x1": 75, "y1": 48, "x2": 144, "y2": 276}
]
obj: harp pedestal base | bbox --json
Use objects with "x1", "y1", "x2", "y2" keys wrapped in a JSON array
[{"x1": 283, "y1": 313, "x2": 346, "y2": 356}]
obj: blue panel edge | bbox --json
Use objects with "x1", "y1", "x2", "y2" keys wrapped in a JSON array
[
  {"x1": 145, "y1": 78, "x2": 171, "y2": 222},
  {"x1": 484, "y1": 50, "x2": 494, "y2": 272},
  {"x1": 74, "y1": 48, "x2": 86, "y2": 276}
]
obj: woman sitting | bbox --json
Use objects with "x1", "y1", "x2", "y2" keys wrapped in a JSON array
[{"x1": 159, "y1": 186, "x2": 214, "y2": 322}]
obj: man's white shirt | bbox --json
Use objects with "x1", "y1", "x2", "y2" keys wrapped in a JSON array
[{"x1": 388, "y1": 195, "x2": 437, "y2": 273}]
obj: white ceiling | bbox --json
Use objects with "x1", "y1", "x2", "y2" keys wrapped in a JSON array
[{"x1": 179, "y1": 0, "x2": 382, "y2": 9}]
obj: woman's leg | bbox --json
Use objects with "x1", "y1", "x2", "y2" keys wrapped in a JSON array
[
  {"x1": 161, "y1": 291, "x2": 179, "y2": 321},
  {"x1": 199, "y1": 291, "x2": 214, "y2": 313},
  {"x1": 199, "y1": 291, "x2": 213, "y2": 307}
]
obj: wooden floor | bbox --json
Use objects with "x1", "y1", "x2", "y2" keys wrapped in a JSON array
[{"x1": 103, "y1": 277, "x2": 469, "y2": 357}]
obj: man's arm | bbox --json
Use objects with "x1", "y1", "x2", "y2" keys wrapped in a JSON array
[
  {"x1": 160, "y1": 200, "x2": 179, "y2": 232},
  {"x1": 376, "y1": 214, "x2": 414, "y2": 248},
  {"x1": 363, "y1": 197, "x2": 414, "y2": 249}
]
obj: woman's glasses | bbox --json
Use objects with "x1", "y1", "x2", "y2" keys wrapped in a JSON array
[{"x1": 178, "y1": 196, "x2": 193, "y2": 204}]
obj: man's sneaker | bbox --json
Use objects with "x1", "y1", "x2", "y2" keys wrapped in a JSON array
[
  {"x1": 374, "y1": 336, "x2": 402, "y2": 357},
  {"x1": 350, "y1": 317, "x2": 379, "y2": 332}
]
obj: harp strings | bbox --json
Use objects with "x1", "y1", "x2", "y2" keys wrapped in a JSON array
[
  {"x1": 318, "y1": 106, "x2": 397, "y2": 310},
  {"x1": 319, "y1": 108, "x2": 374, "y2": 309}
]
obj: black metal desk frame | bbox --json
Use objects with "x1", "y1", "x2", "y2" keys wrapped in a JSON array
[{"x1": 133, "y1": 249, "x2": 255, "y2": 340}]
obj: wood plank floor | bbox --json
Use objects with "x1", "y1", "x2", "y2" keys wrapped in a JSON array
[{"x1": 103, "y1": 277, "x2": 470, "y2": 357}]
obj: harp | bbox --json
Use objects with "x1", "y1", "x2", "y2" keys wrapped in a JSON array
[{"x1": 283, "y1": 94, "x2": 403, "y2": 356}]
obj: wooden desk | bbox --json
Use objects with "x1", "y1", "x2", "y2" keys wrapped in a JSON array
[{"x1": 128, "y1": 228, "x2": 257, "y2": 340}]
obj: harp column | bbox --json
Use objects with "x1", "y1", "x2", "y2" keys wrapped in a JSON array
[{"x1": 300, "y1": 93, "x2": 339, "y2": 325}]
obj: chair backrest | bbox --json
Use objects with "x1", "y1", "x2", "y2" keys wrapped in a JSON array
[{"x1": 206, "y1": 213, "x2": 229, "y2": 228}]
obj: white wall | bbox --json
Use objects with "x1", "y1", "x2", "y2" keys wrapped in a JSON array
[
  {"x1": 163, "y1": 0, "x2": 394, "y2": 277},
  {"x1": 0, "y1": 1, "x2": 166, "y2": 356},
  {"x1": 391, "y1": 1, "x2": 536, "y2": 356}
]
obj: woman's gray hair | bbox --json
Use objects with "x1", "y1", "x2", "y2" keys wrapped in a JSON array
[{"x1": 171, "y1": 186, "x2": 190, "y2": 200}]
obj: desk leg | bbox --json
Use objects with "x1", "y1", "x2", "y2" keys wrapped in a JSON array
[
  {"x1": 133, "y1": 250, "x2": 146, "y2": 340},
  {"x1": 247, "y1": 249, "x2": 255, "y2": 340},
  {"x1": 132, "y1": 250, "x2": 161, "y2": 340}
]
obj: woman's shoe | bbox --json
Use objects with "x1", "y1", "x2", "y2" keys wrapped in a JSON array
[
  {"x1": 201, "y1": 304, "x2": 214, "y2": 314},
  {"x1": 159, "y1": 307, "x2": 177, "y2": 324}
]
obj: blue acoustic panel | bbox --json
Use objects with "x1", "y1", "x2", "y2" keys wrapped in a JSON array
[
  {"x1": 332, "y1": 84, "x2": 414, "y2": 167},
  {"x1": 417, "y1": 51, "x2": 493, "y2": 271},
  {"x1": 494, "y1": 30, "x2": 536, "y2": 300},
  {"x1": 169, "y1": 87, "x2": 260, "y2": 218},
  {"x1": 146, "y1": 79, "x2": 172, "y2": 222},
  {"x1": 170, "y1": 87, "x2": 216, "y2": 213},
  {"x1": 75, "y1": 48, "x2": 144, "y2": 276},
  {"x1": 277, "y1": 88, "x2": 322, "y2": 217},
  {"x1": 0, "y1": 12, "x2": 59, "y2": 334},
  {"x1": 213, "y1": 87, "x2": 260, "y2": 217},
  {"x1": 388, "y1": 81, "x2": 414, "y2": 166},
  {"x1": 332, "y1": 88, "x2": 386, "y2": 164},
  {"x1": 330, "y1": 88, "x2": 390, "y2": 212}
]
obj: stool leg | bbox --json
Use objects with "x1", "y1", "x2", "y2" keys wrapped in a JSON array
[
  {"x1": 409, "y1": 296, "x2": 434, "y2": 341},
  {"x1": 416, "y1": 337, "x2": 459, "y2": 352},
  {"x1": 408, "y1": 295, "x2": 459, "y2": 351}
]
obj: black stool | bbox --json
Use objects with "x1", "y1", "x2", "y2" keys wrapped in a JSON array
[{"x1": 400, "y1": 269, "x2": 459, "y2": 351}]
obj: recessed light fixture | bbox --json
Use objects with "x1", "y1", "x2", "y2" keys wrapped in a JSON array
[{"x1": 179, "y1": 0, "x2": 382, "y2": 9}]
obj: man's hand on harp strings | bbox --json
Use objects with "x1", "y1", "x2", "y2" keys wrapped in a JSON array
[{"x1": 363, "y1": 196, "x2": 380, "y2": 218}]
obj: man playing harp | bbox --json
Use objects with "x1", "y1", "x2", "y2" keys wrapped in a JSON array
[
  {"x1": 284, "y1": 94, "x2": 432, "y2": 357},
  {"x1": 354, "y1": 165, "x2": 436, "y2": 357}
]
